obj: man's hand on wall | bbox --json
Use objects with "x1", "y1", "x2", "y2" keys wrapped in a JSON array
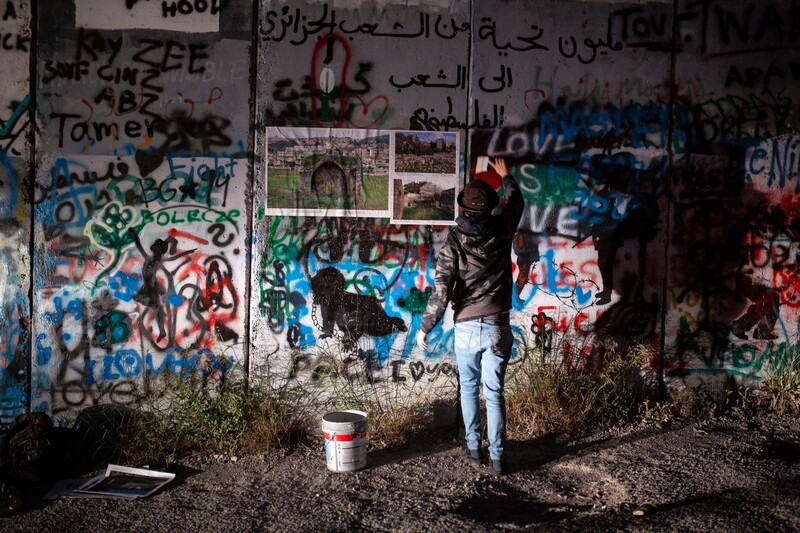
[{"x1": 488, "y1": 157, "x2": 508, "y2": 177}]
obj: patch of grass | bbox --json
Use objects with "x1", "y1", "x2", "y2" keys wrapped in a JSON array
[
  {"x1": 401, "y1": 206, "x2": 454, "y2": 221},
  {"x1": 161, "y1": 379, "x2": 308, "y2": 457},
  {"x1": 359, "y1": 174, "x2": 389, "y2": 210},
  {"x1": 638, "y1": 349, "x2": 800, "y2": 424},
  {"x1": 334, "y1": 392, "x2": 438, "y2": 450},
  {"x1": 760, "y1": 346, "x2": 800, "y2": 413},
  {"x1": 76, "y1": 366, "x2": 314, "y2": 467},
  {"x1": 638, "y1": 386, "x2": 726, "y2": 423},
  {"x1": 267, "y1": 167, "x2": 388, "y2": 211},
  {"x1": 506, "y1": 340, "x2": 651, "y2": 437},
  {"x1": 267, "y1": 168, "x2": 300, "y2": 193}
]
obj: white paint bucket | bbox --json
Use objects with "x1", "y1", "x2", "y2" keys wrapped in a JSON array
[{"x1": 322, "y1": 410, "x2": 368, "y2": 473}]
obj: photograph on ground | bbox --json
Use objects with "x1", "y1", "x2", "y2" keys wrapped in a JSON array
[
  {"x1": 394, "y1": 131, "x2": 458, "y2": 174},
  {"x1": 74, "y1": 465, "x2": 175, "y2": 499},
  {"x1": 266, "y1": 127, "x2": 390, "y2": 217}
]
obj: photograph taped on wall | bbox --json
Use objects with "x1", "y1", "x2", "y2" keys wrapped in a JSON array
[
  {"x1": 265, "y1": 127, "x2": 391, "y2": 217},
  {"x1": 391, "y1": 175, "x2": 457, "y2": 225},
  {"x1": 75, "y1": 0, "x2": 221, "y2": 32},
  {"x1": 393, "y1": 131, "x2": 458, "y2": 175},
  {"x1": 390, "y1": 131, "x2": 459, "y2": 225}
]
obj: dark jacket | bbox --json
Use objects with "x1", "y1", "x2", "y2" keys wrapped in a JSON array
[{"x1": 421, "y1": 174, "x2": 524, "y2": 333}]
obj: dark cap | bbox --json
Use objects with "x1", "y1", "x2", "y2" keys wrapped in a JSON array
[{"x1": 457, "y1": 179, "x2": 498, "y2": 212}]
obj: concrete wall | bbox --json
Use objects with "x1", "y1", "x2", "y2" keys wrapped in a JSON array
[
  {"x1": 0, "y1": 0, "x2": 31, "y2": 420},
  {"x1": 32, "y1": 0, "x2": 251, "y2": 418},
  {"x1": 0, "y1": 0, "x2": 798, "y2": 421}
]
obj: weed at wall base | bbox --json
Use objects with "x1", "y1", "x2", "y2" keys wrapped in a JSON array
[
  {"x1": 757, "y1": 345, "x2": 800, "y2": 414},
  {"x1": 75, "y1": 363, "x2": 315, "y2": 467},
  {"x1": 505, "y1": 341, "x2": 653, "y2": 438}
]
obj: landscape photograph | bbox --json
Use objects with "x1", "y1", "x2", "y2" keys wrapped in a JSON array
[
  {"x1": 392, "y1": 176, "x2": 457, "y2": 224},
  {"x1": 394, "y1": 131, "x2": 458, "y2": 175},
  {"x1": 266, "y1": 127, "x2": 390, "y2": 216}
]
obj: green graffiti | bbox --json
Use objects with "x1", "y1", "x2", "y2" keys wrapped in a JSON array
[
  {"x1": 140, "y1": 207, "x2": 240, "y2": 226},
  {"x1": 85, "y1": 202, "x2": 149, "y2": 292},
  {"x1": 668, "y1": 316, "x2": 800, "y2": 379},
  {"x1": 267, "y1": 216, "x2": 302, "y2": 264},
  {"x1": 517, "y1": 164, "x2": 578, "y2": 206},
  {"x1": 258, "y1": 216, "x2": 304, "y2": 318},
  {"x1": 94, "y1": 310, "x2": 132, "y2": 349},
  {"x1": 398, "y1": 287, "x2": 432, "y2": 315}
]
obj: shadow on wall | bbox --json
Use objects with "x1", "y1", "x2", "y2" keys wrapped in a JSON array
[{"x1": 470, "y1": 94, "x2": 780, "y2": 374}]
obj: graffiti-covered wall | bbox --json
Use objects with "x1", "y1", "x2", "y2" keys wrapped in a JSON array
[
  {"x1": 252, "y1": 0, "x2": 473, "y2": 390},
  {"x1": 667, "y1": 1, "x2": 800, "y2": 382},
  {"x1": 0, "y1": 1, "x2": 31, "y2": 420},
  {"x1": 0, "y1": 0, "x2": 798, "y2": 421},
  {"x1": 32, "y1": 0, "x2": 252, "y2": 418}
]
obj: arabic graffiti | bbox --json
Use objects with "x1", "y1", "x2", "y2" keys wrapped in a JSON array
[
  {"x1": 390, "y1": 65, "x2": 468, "y2": 92},
  {"x1": 263, "y1": 5, "x2": 470, "y2": 44},
  {"x1": 410, "y1": 97, "x2": 504, "y2": 131},
  {"x1": 478, "y1": 16, "x2": 548, "y2": 53},
  {"x1": 266, "y1": 32, "x2": 395, "y2": 127},
  {"x1": 557, "y1": 18, "x2": 623, "y2": 65}
]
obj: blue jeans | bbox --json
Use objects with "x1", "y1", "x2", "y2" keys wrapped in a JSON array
[{"x1": 454, "y1": 317, "x2": 513, "y2": 461}]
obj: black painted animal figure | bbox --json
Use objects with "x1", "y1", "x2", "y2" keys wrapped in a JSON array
[{"x1": 311, "y1": 267, "x2": 406, "y2": 349}]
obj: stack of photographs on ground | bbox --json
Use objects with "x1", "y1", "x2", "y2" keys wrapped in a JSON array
[{"x1": 45, "y1": 464, "x2": 175, "y2": 500}]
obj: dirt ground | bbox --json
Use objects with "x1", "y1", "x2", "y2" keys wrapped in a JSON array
[{"x1": 3, "y1": 414, "x2": 800, "y2": 532}]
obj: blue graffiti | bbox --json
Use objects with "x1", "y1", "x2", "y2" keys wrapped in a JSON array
[
  {"x1": 102, "y1": 349, "x2": 142, "y2": 380},
  {"x1": 109, "y1": 271, "x2": 142, "y2": 302},
  {"x1": 42, "y1": 296, "x2": 83, "y2": 323},
  {"x1": 0, "y1": 152, "x2": 19, "y2": 218}
]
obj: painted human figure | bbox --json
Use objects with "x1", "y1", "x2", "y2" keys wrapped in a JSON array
[
  {"x1": 581, "y1": 154, "x2": 660, "y2": 305},
  {"x1": 128, "y1": 229, "x2": 194, "y2": 343},
  {"x1": 588, "y1": 183, "x2": 623, "y2": 305}
]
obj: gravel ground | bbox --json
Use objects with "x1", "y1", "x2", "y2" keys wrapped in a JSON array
[{"x1": 3, "y1": 415, "x2": 800, "y2": 532}]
